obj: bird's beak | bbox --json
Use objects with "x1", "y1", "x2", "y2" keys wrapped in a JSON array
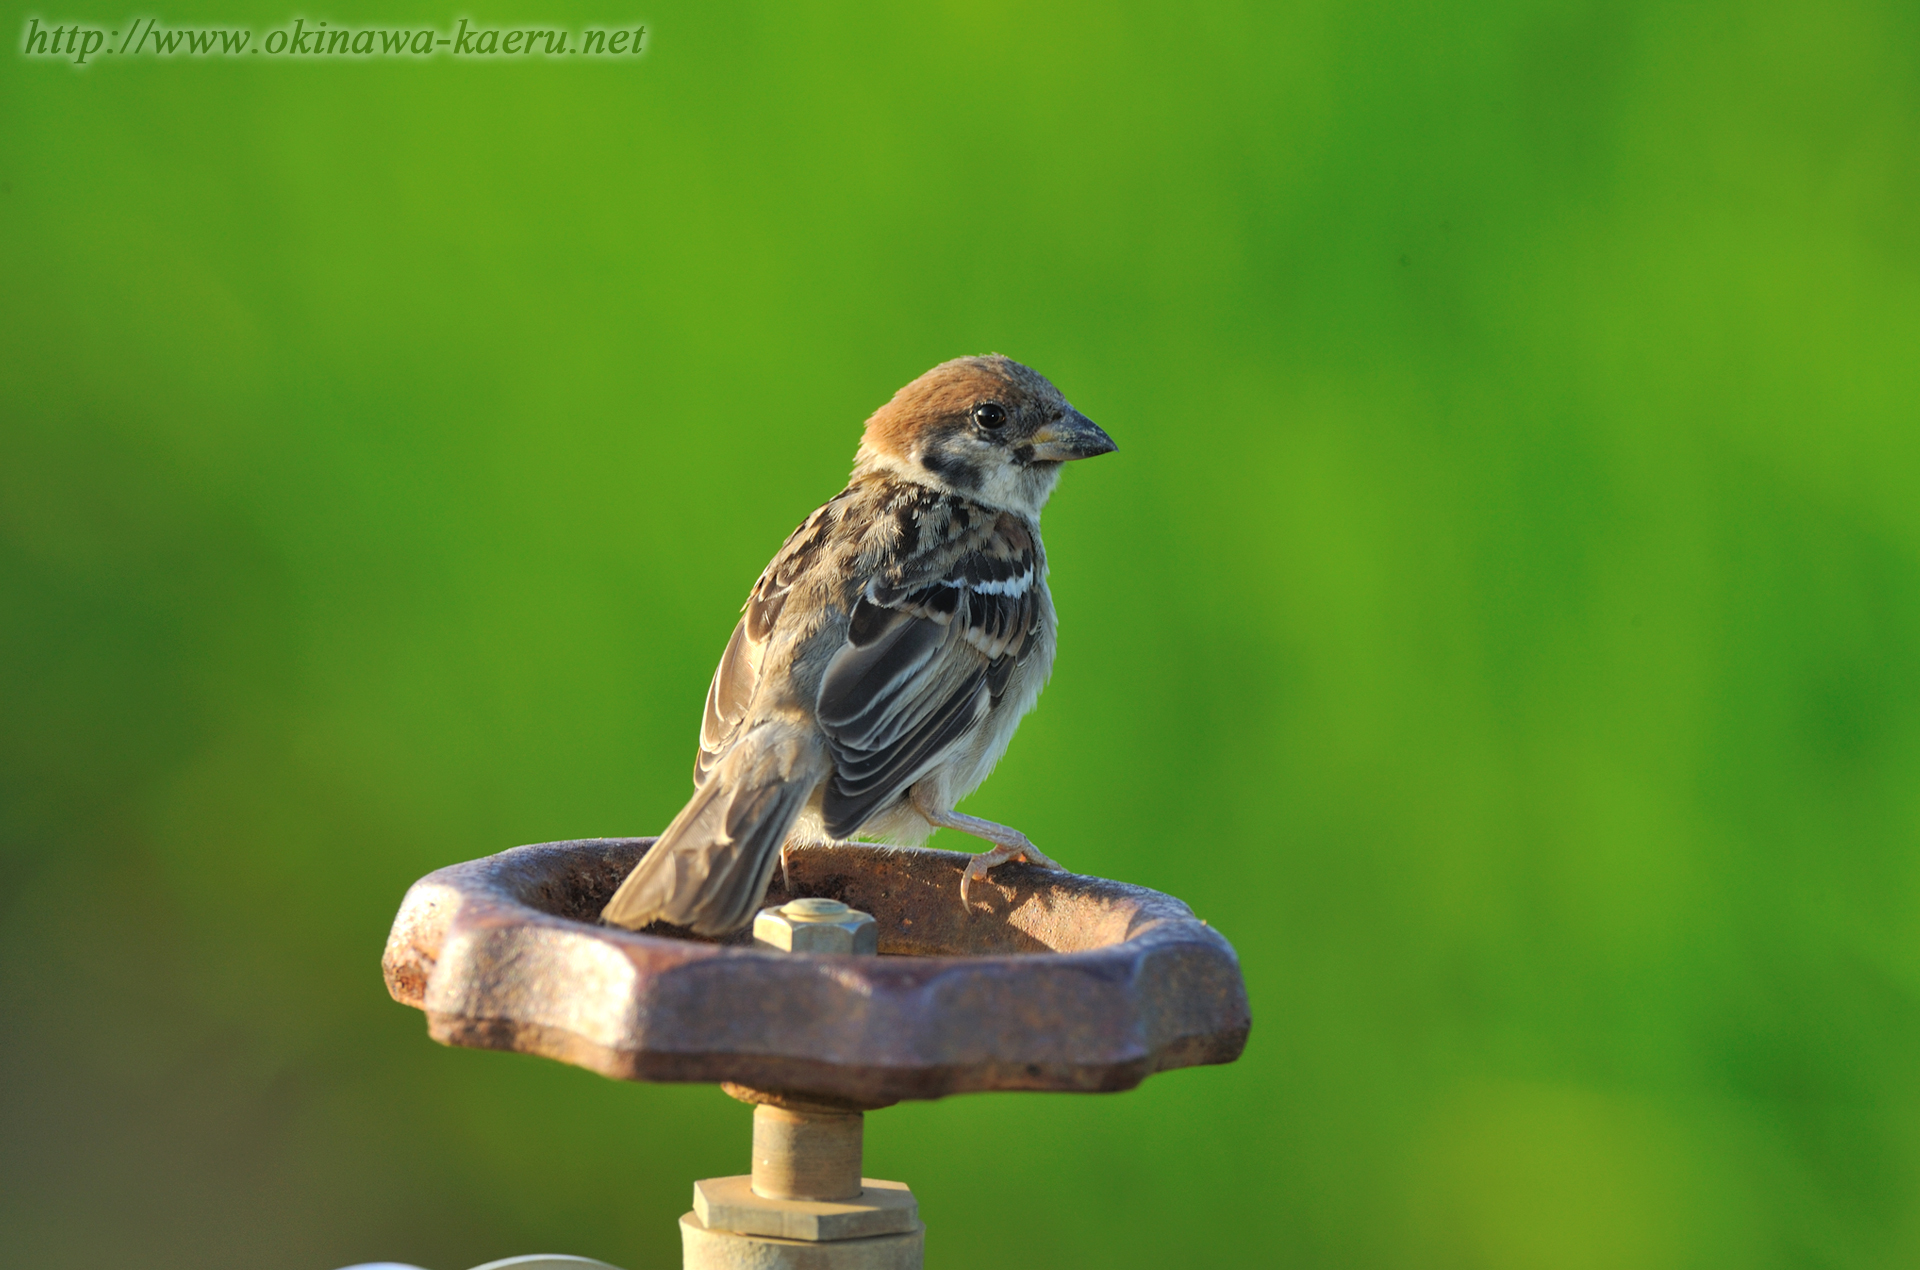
[{"x1": 1028, "y1": 410, "x2": 1117, "y2": 462}]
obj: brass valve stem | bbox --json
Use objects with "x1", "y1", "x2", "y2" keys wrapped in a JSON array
[{"x1": 750, "y1": 1104, "x2": 864, "y2": 1202}]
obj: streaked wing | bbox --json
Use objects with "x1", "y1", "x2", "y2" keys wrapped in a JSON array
[
  {"x1": 815, "y1": 509, "x2": 1041, "y2": 837},
  {"x1": 695, "y1": 501, "x2": 837, "y2": 786}
]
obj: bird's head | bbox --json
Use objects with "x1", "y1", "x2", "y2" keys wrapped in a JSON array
[{"x1": 853, "y1": 355, "x2": 1116, "y2": 516}]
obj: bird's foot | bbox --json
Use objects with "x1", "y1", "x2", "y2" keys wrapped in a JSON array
[
  {"x1": 960, "y1": 840, "x2": 1064, "y2": 907},
  {"x1": 905, "y1": 786, "x2": 1065, "y2": 909}
]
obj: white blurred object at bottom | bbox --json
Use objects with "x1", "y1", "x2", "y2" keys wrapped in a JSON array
[{"x1": 337, "y1": 1256, "x2": 627, "y2": 1270}]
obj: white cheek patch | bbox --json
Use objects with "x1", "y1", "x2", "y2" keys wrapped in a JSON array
[{"x1": 972, "y1": 462, "x2": 1061, "y2": 516}]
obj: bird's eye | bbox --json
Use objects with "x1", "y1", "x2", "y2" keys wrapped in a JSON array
[{"x1": 972, "y1": 402, "x2": 1008, "y2": 430}]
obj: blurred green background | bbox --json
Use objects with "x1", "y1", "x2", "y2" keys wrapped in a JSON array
[{"x1": 4, "y1": 0, "x2": 1918, "y2": 1266}]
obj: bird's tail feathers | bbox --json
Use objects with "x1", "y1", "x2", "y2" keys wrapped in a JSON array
[{"x1": 602, "y1": 724, "x2": 826, "y2": 936}]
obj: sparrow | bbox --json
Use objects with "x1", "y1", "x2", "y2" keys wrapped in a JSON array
[{"x1": 602, "y1": 354, "x2": 1117, "y2": 936}]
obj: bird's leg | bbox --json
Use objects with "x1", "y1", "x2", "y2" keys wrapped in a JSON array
[
  {"x1": 910, "y1": 786, "x2": 1064, "y2": 907},
  {"x1": 779, "y1": 840, "x2": 793, "y2": 898}
]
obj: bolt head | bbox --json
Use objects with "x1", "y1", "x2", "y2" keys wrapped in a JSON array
[{"x1": 754, "y1": 899, "x2": 879, "y2": 955}]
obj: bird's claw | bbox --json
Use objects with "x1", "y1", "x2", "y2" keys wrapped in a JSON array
[{"x1": 959, "y1": 842, "x2": 1065, "y2": 909}]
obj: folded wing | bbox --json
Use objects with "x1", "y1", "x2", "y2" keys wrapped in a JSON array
[
  {"x1": 815, "y1": 514, "x2": 1041, "y2": 837},
  {"x1": 694, "y1": 501, "x2": 837, "y2": 786}
]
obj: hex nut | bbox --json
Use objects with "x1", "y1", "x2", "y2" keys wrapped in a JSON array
[
  {"x1": 693, "y1": 1175, "x2": 918, "y2": 1242},
  {"x1": 754, "y1": 898, "x2": 879, "y2": 955}
]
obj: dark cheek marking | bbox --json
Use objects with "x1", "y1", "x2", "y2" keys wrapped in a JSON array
[
  {"x1": 1012, "y1": 444, "x2": 1036, "y2": 465},
  {"x1": 921, "y1": 443, "x2": 982, "y2": 492}
]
